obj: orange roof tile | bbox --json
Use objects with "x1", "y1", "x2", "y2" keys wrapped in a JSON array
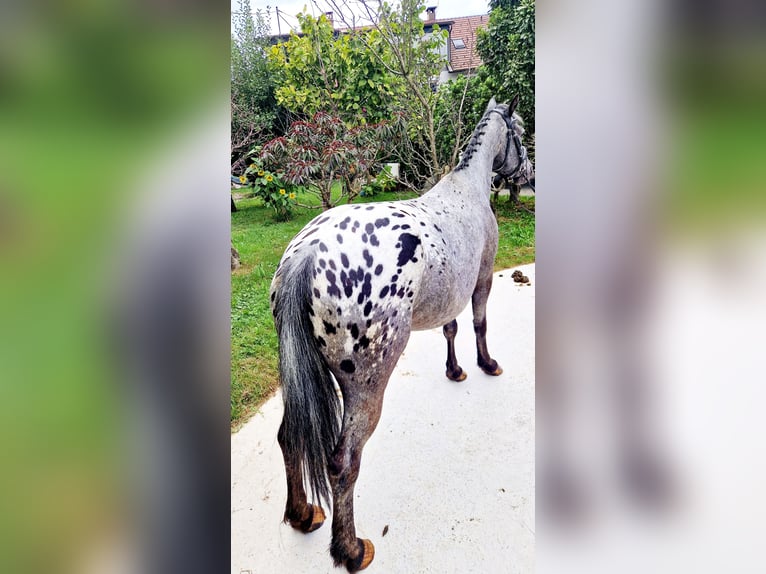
[{"x1": 444, "y1": 14, "x2": 489, "y2": 72}]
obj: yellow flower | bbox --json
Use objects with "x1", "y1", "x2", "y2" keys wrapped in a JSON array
[
  {"x1": 279, "y1": 188, "x2": 286, "y2": 195},
  {"x1": 258, "y1": 170, "x2": 265, "y2": 176},
  {"x1": 266, "y1": 174, "x2": 274, "y2": 182},
  {"x1": 289, "y1": 192, "x2": 296, "y2": 199},
  {"x1": 238, "y1": 175, "x2": 247, "y2": 184}
]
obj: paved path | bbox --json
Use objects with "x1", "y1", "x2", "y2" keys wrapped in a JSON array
[{"x1": 232, "y1": 265, "x2": 535, "y2": 573}]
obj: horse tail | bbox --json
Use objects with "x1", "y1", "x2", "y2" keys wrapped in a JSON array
[{"x1": 272, "y1": 255, "x2": 341, "y2": 510}]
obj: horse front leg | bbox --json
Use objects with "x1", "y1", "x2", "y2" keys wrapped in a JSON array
[
  {"x1": 472, "y1": 273, "x2": 503, "y2": 376},
  {"x1": 443, "y1": 319, "x2": 467, "y2": 381}
]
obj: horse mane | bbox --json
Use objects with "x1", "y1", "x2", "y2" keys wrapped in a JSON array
[{"x1": 454, "y1": 111, "x2": 492, "y2": 172}]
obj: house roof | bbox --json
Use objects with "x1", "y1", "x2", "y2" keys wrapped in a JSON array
[{"x1": 442, "y1": 14, "x2": 489, "y2": 72}]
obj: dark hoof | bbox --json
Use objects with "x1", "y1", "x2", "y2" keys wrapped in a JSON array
[
  {"x1": 446, "y1": 368, "x2": 467, "y2": 382},
  {"x1": 346, "y1": 538, "x2": 375, "y2": 572},
  {"x1": 289, "y1": 504, "x2": 325, "y2": 533},
  {"x1": 479, "y1": 360, "x2": 503, "y2": 376}
]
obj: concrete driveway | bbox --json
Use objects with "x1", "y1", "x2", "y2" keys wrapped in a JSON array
[{"x1": 232, "y1": 264, "x2": 535, "y2": 573}]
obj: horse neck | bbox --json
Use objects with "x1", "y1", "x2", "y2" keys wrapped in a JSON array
[{"x1": 453, "y1": 115, "x2": 505, "y2": 196}]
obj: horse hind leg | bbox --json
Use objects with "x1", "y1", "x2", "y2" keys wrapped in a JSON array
[
  {"x1": 327, "y1": 387, "x2": 386, "y2": 571},
  {"x1": 277, "y1": 420, "x2": 327, "y2": 533},
  {"x1": 327, "y1": 343, "x2": 406, "y2": 572},
  {"x1": 472, "y1": 275, "x2": 503, "y2": 376},
  {"x1": 443, "y1": 319, "x2": 467, "y2": 381}
]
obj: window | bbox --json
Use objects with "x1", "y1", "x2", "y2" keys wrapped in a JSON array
[{"x1": 452, "y1": 38, "x2": 466, "y2": 49}]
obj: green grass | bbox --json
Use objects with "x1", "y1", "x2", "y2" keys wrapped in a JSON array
[{"x1": 231, "y1": 191, "x2": 535, "y2": 429}]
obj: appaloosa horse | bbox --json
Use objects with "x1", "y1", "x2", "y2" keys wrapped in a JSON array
[{"x1": 270, "y1": 96, "x2": 533, "y2": 571}]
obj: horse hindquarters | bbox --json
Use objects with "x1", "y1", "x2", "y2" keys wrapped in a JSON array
[{"x1": 272, "y1": 256, "x2": 341, "y2": 529}]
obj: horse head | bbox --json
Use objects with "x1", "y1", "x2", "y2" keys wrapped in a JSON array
[{"x1": 488, "y1": 96, "x2": 535, "y2": 187}]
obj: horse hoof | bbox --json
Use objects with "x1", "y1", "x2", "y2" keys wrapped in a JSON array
[
  {"x1": 347, "y1": 538, "x2": 375, "y2": 572},
  {"x1": 290, "y1": 504, "x2": 325, "y2": 533},
  {"x1": 480, "y1": 363, "x2": 503, "y2": 376},
  {"x1": 446, "y1": 369, "x2": 467, "y2": 382}
]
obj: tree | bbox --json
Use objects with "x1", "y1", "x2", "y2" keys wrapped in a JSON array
[
  {"x1": 259, "y1": 112, "x2": 393, "y2": 210},
  {"x1": 280, "y1": 0, "x2": 451, "y2": 190},
  {"x1": 477, "y1": 0, "x2": 535, "y2": 139},
  {"x1": 231, "y1": 0, "x2": 283, "y2": 172},
  {"x1": 268, "y1": 13, "x2": 402, "y2": 124}
]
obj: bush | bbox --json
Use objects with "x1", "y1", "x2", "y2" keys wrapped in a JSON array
[
  {"x1": 360, "y1": 165, "x2": 397, "y2": 197},
  {"x1": 241, "y1": 159, "x2": 297, "y2": 220}
]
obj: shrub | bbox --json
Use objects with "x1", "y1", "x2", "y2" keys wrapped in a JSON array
[{"x1": 242, "y1": 159, "x2": 297, "y2": 220}]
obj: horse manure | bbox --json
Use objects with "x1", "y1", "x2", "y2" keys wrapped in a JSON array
[{"x1": 511, "y1": 269, "x2": 530, "y2": 284}]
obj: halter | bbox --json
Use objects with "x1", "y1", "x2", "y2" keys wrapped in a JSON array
[{"x1": 489, "y1": 109, "x2": 528, "y2": 180}]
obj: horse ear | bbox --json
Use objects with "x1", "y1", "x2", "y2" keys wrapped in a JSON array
[
  {"x1": 485, "y1": 97, "x2": 497, "y2": 114},
  {"x1": 509, "y1": 94, "x2": 520, "y2": 115}
]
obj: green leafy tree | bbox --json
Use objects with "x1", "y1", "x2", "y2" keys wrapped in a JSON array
[
  {"x1": 231, "y1": 0, "x2": 283, "y2": 171},
  {"x1": 276, "y1": 1, "x2": 451, "y2": 190},
  {"x1": 268, "y1": 13, "x2": 402, "y2": 124},
  {"x1": 477, "y1": 0, "x2": 535, "y2": 138}
]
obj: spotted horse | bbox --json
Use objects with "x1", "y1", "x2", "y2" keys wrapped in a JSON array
[{"x1": 270, "y1": 96, "x2": 533, "y2": 571}]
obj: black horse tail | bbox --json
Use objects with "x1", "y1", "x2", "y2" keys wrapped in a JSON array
[{"x1": 272, "y1": 255, "x2": 341, "y2": 510}]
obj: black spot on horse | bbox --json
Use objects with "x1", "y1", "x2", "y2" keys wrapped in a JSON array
[
  {"x1": 391, "y1": 274, "x2": 399, "y2": 282},
  {"x1": 339, "y1": 216, "x2": 351, "y2": 230},
  {"x1": 374, "y1": 264, "x2": 383, "y2": 276},
  {"x1": 337, "y1": 234, "x2": 344, "y2": 244},
  {"x1": 313, "y1": 288, "x2": 321, "y2": 298},
  {"x1": 370, "y1": 234, "x2": 379, "y2": 246},
  {"x1": 357, "y1": 273, "x2": 372, "y2": 304},
  {"x1": 361, "y1": 234, "x2": 368, "y2": 243},
  {"x1": 363, "y1": 250, "x2": 373, "y2": 268},
  {"x1": 317, "y1": 336, "x2": 326, "y2": 347},
  {"x1": 349, "y1": 323, "x2": 359, "y2": 339},
  {"x1": 270, "y1": 292, "x2": 276, "y2": 302},
  {"x1": 319, "y1": 259, "x2": 327, "y2": 268},
  {"x1": 392, "y1": 225, "x2": 400, "y2": 230},
  {"x1": 340, "y1": 359, "x2": 356, "y2": 373},
  {"x1": 397, "y1": 233, "x2": 420, "y2": 267},
  {"x1": 359, "y1": 335, "x2": 370, "y2": 349},
  {"x1": 310, "y1": 238, "x2": 320, "y2": 245},
  {"x1": 364, "y1": 301, "x2": 372, "y2": 316},
  {"x1": 401, "y1": 224, "x2": 410, "y2": 230},
  {"x1": 323, "y1": 320, "x2": 337, "y2": 335},
  {"x1": 304, "y1": 228, "x2": 318, "y2": 238},
  {"x1": 329, "y1": 259, "x2": 337, "y2": 271},
  {"x1": 317, "y1": 216, "x2": 330, "y2": 225},
  {"x1": 341, "y1": 253, "x2": 350, "y2": 268},
  {"x1": 379, "y1": 285, "x2": 390, "y2": 298},
  {"x1": 365, "y1": 223, "x2": 374, "y2": 235},
  {"x1": 392, "y1": 212, "x2": 405, "y2": 218},
  {"x1": 365, "y1": 206, "x2": 375, "y2": 211},
  {"x1": 374, "y1": 218, "x2": 390, "y2": 228},
  {"x1": 319, "y1": 242, "x2": 328, "y2": 252}
]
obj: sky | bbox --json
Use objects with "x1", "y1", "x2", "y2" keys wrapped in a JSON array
[{"x1": 231, "y1": 0, "x2": 492, "y2": 35}]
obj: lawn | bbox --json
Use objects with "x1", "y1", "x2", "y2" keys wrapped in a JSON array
[{"x1": 231, "y1": 190, "x2": 535, "y2": 429}]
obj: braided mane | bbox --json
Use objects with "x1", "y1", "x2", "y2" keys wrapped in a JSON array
[{"x1": 454, "y1": 111, "x2": 493, "y2": 172}]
